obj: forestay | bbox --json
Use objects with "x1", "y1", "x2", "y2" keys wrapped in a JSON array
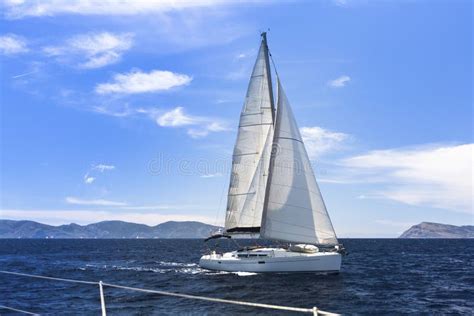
[
  {"x1": 225, "y1": 38, "x2": 274, "y2": 233},
  {"x1": 260, "y1": 80, "x2": 338, "y2": 245}
]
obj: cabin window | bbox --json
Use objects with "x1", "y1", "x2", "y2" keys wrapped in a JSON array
[{"x1": 238, "y1": 253, "x2": 267, "y2": 258}]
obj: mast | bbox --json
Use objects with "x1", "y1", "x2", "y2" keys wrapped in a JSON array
[
  {"x1": 259, "y1": 32, "x2": 278, "y2": 239},
  {"x1": 261, "y1": 32, "x2": 276, "y2": 123}
]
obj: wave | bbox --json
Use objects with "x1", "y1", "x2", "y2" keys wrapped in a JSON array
[
  {"x1": 233, "y1": 272, "x2": 258, "y2": 277},
  {"x1": 79, "y1": 262, "x2": 259, "y2": 276},
  {"x1": 157, "y1": 261, "x2": 198, "y2": 267},
  {"x1": 80, "y1": 263, "x2": 211, "y2": 275}
]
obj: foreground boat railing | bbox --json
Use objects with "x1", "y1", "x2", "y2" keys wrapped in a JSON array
[{"x1": 0, "y1": 270, "x2": 339, "y2": 316}]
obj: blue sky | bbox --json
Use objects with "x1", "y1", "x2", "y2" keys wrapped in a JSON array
[{"x1": 0, "y1": 0, "x2": 472, "y2": 237}]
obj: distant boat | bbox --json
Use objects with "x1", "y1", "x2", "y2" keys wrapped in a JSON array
[{"x1": 200, "y1": 33, "x2": 345, "y2": 273}]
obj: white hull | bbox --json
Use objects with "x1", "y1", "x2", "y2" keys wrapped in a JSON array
[{"x1": 199, "y1": 248, "x2": 341, "y2": 273}]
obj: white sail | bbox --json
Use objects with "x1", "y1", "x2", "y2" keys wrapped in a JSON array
[
  {"x1": 225, "y1": 38, "x2": 274, "y2": 232},
  {"x1": 237, "y1": 125, "x2": 273, "y2": 231},
  {"x1": 260, "y1": 80, "x2": 338, "y2": 245}
]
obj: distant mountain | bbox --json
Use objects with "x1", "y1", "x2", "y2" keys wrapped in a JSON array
[
  {"x1": 0, "y1": 220, "x2": 221, "y2": 239},
  {"x1": 399, "y1": 222, "x2": 474, "y2": 238}
]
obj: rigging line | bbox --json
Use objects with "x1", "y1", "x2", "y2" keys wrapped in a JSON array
[
  {"x1": 228, "y1": 192, "x2": 256, "y2": 196},
  {"x1": 232, "y1": 159, "x2": 271, "y2": 168},
  {"x1": 230, "y1": 129, "x2": 273, "y2": 138},
  {"x1": 214, "y1": 171, "x2": 228, "y2": 228},
  {"x1": 239, "y1": 123, "x2": 273, "y2": 128},
  {"x1": 277, "y1": 136, "x2": 304, "y2": 143},
  {"x1": 0, "y1": 305, "x2": 39, "y2": 315},
  {"x1": 0, "y1": 270, "x2": 97, "y2": 285},
  {"x1": 240, "y1": 111, "x2": 264, "y2": 116},
  {"x1": 268, "y1": 49, "x2": 280, "y2": 80},
  {"x1": 261, "y1": 32, "x2": 276, "y2": 123},
  {"x1": 102, "y1": 283, "x2": 315, "y2": 314},
  {"x1": 0, "y1": 269, "x2": 340, "y2": 315},
  {"x1": 233, "y1": 152, "x2": 259, "y2": 157}
]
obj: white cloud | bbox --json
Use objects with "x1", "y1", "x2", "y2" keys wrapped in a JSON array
[
  {"x1": 91, "y1": 105, "x2": 134, "y2": 118},
  {"x1": 83, "y1": 163, "x2": 115, "y2": 184},
  {"x1": 81, "y1": 51, "x2": 120, "y2": 68},
  {"x1": 328, "y1": 75, "x2": 351, "y2": 88},
  {"x1": 0, "y1": 34, "x2": 28, "y2": 55},
  {"x1": 201, "y1": 172, "x2": 223, "y2": 178},
  {"x1": 0, "y1": 209, "x2": 217, "y2": 226},
  {"x1": 65, "y1": 197, "x2": 127, "y2": 206},
  {"x1": 332, "y1": 0, "x2": 348, "y2": 7},
  {"x1": 94, "y1": 164, "x2": 115, "y2": 172},
  {"x1": 12, "y1": 70, "x2": 37, "y2": 79},
  {"x1": 156, "y1": 107, "x2": 229, "y2": 138},
  {"x1": 374, "y1": 219, "x2": 416, "y2": 229},
  {"x1": 2, "y1": 0, "x2": 236, "y2": 19},
  {"x1": 187, "y1": 129, "x2": 210, "y2": 138},
  {"x1": 96, "y1": 69, "x2": 192, "y2": 94},
  {"x1": 226, "y1": 65, "x2": 252, "y2": 80},
  {"x1": 157, "y1": 107, "x2": 197, "y2": 127},
  {"x1": 300, "y1": 126, "x2": 349, "y2": 159},
  {"x1": 84, "y1": 176, "x2": 95, "y2": 184},
  {"x1": 43, "y1": 32, "x2": 133, "y2": 69},
  {"x1": 342, "y1": 143, "x2": 473, "y2": 213},
  {"x1": 2, "y1": 2, "x2": 257, "y2": 55},
  {"x1": 87, "y1": 105, "x2": 228, "y2": 138},
  {"x1": 205, "y1": 122, "x2": 228, "y2": 132},
  {"x1": 120, "y1": 205, "x2": 191, "y2": 210},
  {"x1": 331, "y1": 0, "x2": 364, "y2": 8},
  {"x1": 187, "y1": 121, "x2": 228, "y2": 138}
]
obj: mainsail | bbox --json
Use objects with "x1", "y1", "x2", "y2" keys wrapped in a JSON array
[
  {"x1": 260, "y1": 80, "x2": 338, "y2": 245},
  {"x1": 225, "y1": 35, "x2": 274, "y2": 233}
]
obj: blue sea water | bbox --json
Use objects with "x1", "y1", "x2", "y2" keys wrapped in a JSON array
[{"x1": 0, "y1": 239, "x2": 473, "y2": 315}]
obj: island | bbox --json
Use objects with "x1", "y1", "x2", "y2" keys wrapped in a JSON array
[{"x1": 399, "y1": 222, "x2": 474, "y2": 238}]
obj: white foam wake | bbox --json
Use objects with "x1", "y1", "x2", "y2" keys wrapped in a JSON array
[{"x1": 80, "y1": 262, "x2": 259, "y2": 276}]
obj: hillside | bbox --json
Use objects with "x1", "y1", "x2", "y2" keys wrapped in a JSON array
[
  {"x1": 0, "y1": 220, "x2": 220, "y2": 239},
  {"x1": 399, "y1": 222, "x2": 474, "y2": 238}
]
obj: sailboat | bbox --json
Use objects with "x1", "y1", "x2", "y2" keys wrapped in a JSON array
[{"x1": 199, "y1": 33, "x2": 345, "y2": 273}]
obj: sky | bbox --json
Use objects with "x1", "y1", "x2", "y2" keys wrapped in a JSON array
[{"x1": 0, "y1": 0, "x2": 472, "y2": 237}]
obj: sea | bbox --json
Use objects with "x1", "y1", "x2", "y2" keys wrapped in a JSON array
[{"x1": 1, "y1": 239, "x2": 473, "y2": 315}]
